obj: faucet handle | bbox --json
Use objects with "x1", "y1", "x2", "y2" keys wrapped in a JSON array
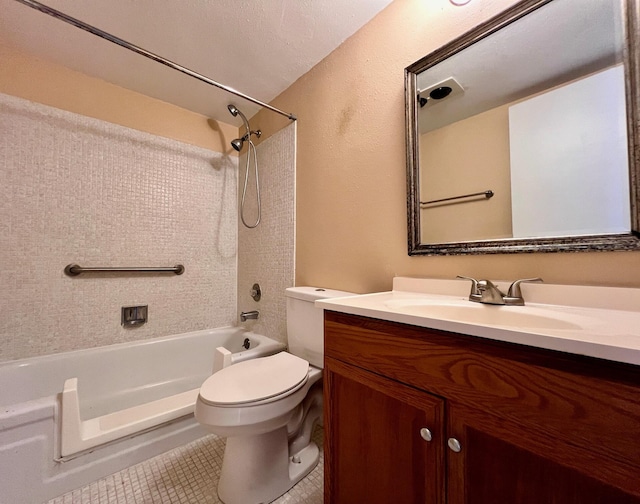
[
  {"x1": 456, "y1": 275, "x2": 480, "y2": 295},
  {"x1": 507, "y1": 277, "x2": 543, "y2": 299}
]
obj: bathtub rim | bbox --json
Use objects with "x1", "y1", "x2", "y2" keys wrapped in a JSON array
[{"x1": 0, "y1": 325, "x2": 279, "y2": 369}]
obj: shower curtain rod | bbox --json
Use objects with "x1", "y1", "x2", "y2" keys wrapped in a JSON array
[{"x1": 14, "y1": 0, "x2": 298, "y2": 121}]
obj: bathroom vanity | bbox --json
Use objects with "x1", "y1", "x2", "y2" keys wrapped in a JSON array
[{"x1": 320, "y1": 278, "x2": 640, "y2": 503}]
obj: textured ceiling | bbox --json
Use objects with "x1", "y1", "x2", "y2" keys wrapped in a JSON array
[{"x1": 0, "y1": 0, "x2": 394, "y2": 125}]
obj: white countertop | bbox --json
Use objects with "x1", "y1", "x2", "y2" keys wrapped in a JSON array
[{"x1": 316, "y1": 277, "x2": 640, "y2": 366}]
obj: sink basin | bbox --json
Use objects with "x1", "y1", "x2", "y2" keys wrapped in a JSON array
[{"x1": 383, "y1": 299, "x2": 584, "y2": 330}]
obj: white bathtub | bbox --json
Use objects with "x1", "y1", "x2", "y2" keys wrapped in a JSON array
[{"x1": 0, "y1": 327, "x2": 285, "y2": 504}]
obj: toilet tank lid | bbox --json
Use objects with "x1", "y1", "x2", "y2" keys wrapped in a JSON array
[{"x1": 285, "y1": 286, "x2": 355, "y2": 302}]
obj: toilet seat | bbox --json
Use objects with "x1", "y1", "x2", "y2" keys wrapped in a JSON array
[{"x1": 199, "y1": 352, "x2": 309, "y2": 406}]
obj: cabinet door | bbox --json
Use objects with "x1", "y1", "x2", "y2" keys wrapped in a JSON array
[
  {"x1": 446, "y1": 402, "x2": 640, "y2": 504},
  {"x1": 324, "y1": 357, "x2": 445, "y2": 504}
]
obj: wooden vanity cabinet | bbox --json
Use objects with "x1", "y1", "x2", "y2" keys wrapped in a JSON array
[{"x1": 323, "y1": 311, "x2": 640, "y2": 504}]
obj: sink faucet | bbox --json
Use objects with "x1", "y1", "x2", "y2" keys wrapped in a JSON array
[
  {"x1": 240, "y1": 310, "x2": 259, "y2": 322},
  {"x1": 457, "y1": 276, "x2": 506, "y2": 305},
  {"x1": 457, "y1": 276, "x2": 543, "y2": 306}
]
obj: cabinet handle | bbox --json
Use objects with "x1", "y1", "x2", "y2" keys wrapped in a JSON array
[
  {"x1": 447, "y1": 438, "x2": 462, "y2": 452},
  {"x1": 420, "y1": 428, "x2": 433, "y2": 442}
]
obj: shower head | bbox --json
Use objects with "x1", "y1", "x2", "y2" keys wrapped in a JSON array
[
  {"x1": 231, "y1": 137, "x2": 244, "y2": 152},
  {"x1": 230, "y1": 130, "x2": 262, "y2": 152},
  {"x1": 227, "y1": 103, "x2": 252, "y2": 151},
  {"x1": 227, "y1": 103, "x2": 250, "y2": 131}
]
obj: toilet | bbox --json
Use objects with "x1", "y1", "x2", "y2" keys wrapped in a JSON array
[{"x1": 195, "y1": 286, "x2": 353, "y2": 504}]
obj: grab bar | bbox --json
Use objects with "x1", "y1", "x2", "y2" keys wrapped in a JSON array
[
  {"x1": 64, "y1": 264, "x2": 185, "y2": 276},
  {"x1": 421, "y1": 189, "x2": 494, "y2": 206}
]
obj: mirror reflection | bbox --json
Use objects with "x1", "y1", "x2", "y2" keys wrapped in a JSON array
[{"x1": 406, "y1": 0, "x2": 640, "y2": 255}]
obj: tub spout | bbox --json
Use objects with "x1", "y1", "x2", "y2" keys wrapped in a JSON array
[{"x1": 240, "y1": 310, "x2": 259, "y2": 322}]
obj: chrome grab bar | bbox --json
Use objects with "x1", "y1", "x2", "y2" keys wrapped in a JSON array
[
  {"x1": 421, "y1": 190, "x2": 494, "y2": 206},
  {"x1": 64, "y1": 264, "x2": 185, "y2": 276}
]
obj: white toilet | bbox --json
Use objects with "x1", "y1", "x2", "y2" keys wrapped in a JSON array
[{"x1": 195, "y1": 286, "x2": 353, "y2": 504}]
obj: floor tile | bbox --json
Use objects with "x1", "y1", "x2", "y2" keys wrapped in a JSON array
[{"x1": 47, "y1": 427, "x2": 323, "y2": 504}]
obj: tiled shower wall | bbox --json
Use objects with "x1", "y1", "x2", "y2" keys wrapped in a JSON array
[
  {"x1": 0, "y1": 93, "x2": 238, "y2": 362},
  {"x1": 237, "y1": 123, "x2": 296, "y2": 344}
]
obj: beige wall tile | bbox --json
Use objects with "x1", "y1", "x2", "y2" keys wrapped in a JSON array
[
  {"x1": 237, "y1": 123, "x2": 296, "y2": 344},
  {"x1": 0, "y1": 94, "x2": 238, "y2": 362}
]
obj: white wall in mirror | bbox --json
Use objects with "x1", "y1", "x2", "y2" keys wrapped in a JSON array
[{"x1": 509, "y1": 65, "x2": 630, "y2": 238}]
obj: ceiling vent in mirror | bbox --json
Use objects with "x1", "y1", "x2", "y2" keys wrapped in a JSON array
[{"x1": 418, "y1": 77, "x2": 464, "y2": 108}]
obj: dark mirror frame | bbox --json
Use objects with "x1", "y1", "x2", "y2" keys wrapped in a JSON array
[{"x1": 405, "y1": 0, "x2": 640, "y2": 255}]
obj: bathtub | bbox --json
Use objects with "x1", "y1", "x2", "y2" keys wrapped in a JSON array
[{"x1": 0, "y1": 327, "x2": 285, "y2": 504}]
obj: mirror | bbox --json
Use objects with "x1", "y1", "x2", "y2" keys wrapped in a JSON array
[{"x1": 405, "y1": 0, "x2": 640, "y2": 255}]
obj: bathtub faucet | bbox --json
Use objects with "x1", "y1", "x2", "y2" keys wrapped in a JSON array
[{"x1": 240, "y1": 310, "x2": 260, "y2": 322}]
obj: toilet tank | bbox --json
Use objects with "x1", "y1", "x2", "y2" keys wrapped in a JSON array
[{"x1": 285, "y1": 287, "x2": 355, "y2": 368}]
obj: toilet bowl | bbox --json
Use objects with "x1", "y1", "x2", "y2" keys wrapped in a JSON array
[{"x1": 195, "y1": 287, "x2": 354, "y2": 504}]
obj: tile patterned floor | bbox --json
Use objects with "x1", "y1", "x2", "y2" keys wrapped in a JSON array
[{"x1": 47, "y1": 427, "x2": 323, "y2": 504}]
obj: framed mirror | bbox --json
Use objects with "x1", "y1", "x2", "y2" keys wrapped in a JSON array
[{"x1": 405, "y1": 0, "x2": 640, "y2": 255}]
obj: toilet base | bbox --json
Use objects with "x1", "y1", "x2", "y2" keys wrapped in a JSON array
[{"x1": 217, "y1": 426, "x2": 319, "y2": 504}]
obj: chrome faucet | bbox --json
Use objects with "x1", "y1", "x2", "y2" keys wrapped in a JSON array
[
  {"x1": 457, "y1": 276, "x2": 542, "y2": 306},
  {"x1": 457, "y1": 276, "x2": 505, "y2": 305},
  {"x1": 240, "y1": 310, "x2": 259, "y2": 322}
]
